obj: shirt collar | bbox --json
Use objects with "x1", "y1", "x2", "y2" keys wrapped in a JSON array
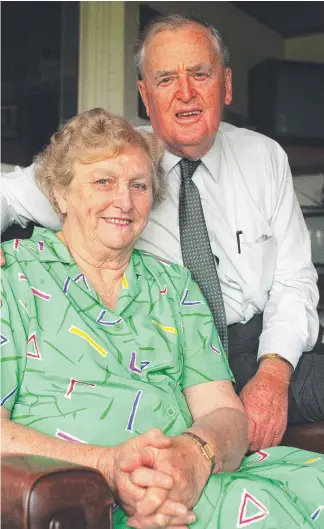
[
  {"x1": 163, "y1": 149, "x2": 182, "y2": 175},
  {"x1": 29, "y1": 227, "x2": 140, "y2": 308},
  {"x1": 30, "y1": 227, "x2": 73, "y2": 264},
  {"x1": 162, "y1": 126, "x2": 222, "y2": 183},
  {"x1": 201, "y1": 129, "x2": 222, "y2": 183}
]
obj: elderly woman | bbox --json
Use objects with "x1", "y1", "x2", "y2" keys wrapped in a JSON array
[{"x1": 1, "y1": 109, "x2": 323, "y2": 529}]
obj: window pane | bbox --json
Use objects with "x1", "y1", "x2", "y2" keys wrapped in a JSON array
[{"x1": 1, "y1": 1, "x2": 79, "y2": 167}]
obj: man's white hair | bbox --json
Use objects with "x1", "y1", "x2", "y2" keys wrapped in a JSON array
[{"x1": 134, "y1": 14, "x2": 231, "y2": 78}]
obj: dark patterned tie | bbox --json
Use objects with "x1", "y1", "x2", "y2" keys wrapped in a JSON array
[{"x1": 178, "y1": 158, "x2": 228, "y2": 353}]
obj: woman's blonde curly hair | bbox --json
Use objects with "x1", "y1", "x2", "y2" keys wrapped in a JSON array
[{"x1": 34, "y1": 108, "x2": 166, "y2": 213}]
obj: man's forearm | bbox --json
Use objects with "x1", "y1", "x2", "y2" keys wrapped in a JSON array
[
  {"x1": 185, "y1": 407, "x2": 248, "y2": 473},
  {"x1": 1, "y1": 195, "x2": 15, "y2": 233},
  {"x1": 1, "y1": 166, "x2": 62, "y2": 233}
]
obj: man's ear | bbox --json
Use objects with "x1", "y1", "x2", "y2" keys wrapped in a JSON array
[
  {"x1": 138, "y1": 80, "x2": 150, "y2": 118},
  {"x1": 53, "y1": 185, "x2": 68, "y2": 215},
  {"x1": 224, "y1": 68, "x2": 233, "y2": 106}
]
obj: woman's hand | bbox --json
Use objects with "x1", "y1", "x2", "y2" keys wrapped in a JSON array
[
  {"x1": 98, "y1": 429, "x2": 174, "y2": 516},
  {"x1": 100, "y1": 429, "x2": 196, "y2": 528},
  {"x1": 124, "y1": 435, "x2": 210, "y2": 528}
]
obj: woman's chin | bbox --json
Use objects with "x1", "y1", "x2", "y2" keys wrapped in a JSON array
[{"x1": 98, "y1": 235, "x2": 134, "y2": 254}]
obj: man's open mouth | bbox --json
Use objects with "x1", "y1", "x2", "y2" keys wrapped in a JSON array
[{"x1": 176, "y1": 110, "x2": 202, "y2": 117}]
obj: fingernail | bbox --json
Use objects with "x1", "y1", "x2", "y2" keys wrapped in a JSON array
[
  {"x1": 175, "y1": 505, "x2": 188, "y2": 516},
  {"x1": 187, "y1": 514, "x2": 196, "y2": 523},
  {"x1": 127, "y1": 519, "x2": 139, "y2": 528}
]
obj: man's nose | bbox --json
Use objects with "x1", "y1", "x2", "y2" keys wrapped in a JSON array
[
  {"x1": 176, "y1": 76, "x2": 196, "y2": 102},
  {"x1": 112, "y1": 185, "x2": 133, "y2": 212}
]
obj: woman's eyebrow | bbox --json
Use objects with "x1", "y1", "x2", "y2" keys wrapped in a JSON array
[
  {"x1": 130, "y1": 173, "x2": 152, "y2": 180},
  {"x1": 89, "y1": 168, "x2": 115, "y2": 178}
]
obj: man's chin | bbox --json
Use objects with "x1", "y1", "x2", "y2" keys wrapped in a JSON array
[{"x1": 166, "y1": 133, "x2": 215, "y2": 158}]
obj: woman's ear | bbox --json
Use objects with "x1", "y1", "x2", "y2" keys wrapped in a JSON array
[{"x1": 53, "y1": 186, "x2": 68, "y2": 215}]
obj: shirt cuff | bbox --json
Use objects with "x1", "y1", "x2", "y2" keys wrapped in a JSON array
[{"x1": 258, "y1": 326, "x2": 305, "y2": 369}]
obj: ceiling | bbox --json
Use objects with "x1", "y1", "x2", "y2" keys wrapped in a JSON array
[{"x1": 231, "y1": 2, "x2": 324, "y2": 38}]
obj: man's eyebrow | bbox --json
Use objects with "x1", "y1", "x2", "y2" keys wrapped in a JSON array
[
  {"x1": 186, "y1": 63, "x2": 210, "y2": 73},
  {"x1": 154, "y1": 64, "x2": 211, "y2": 79},
  {"x1": 154, "y1": 70, "x2": 177, "y2": 80}
]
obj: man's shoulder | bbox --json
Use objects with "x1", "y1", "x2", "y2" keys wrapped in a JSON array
[
  {"x1": 1, "y1": 163, "x2": 36, "y2": 180},
  {"x1": 135, "y1": 124, "x2": 153, "y2": 133},
  {"x1": 219, "y1": 122, "x2": 284, "y2": 158}
]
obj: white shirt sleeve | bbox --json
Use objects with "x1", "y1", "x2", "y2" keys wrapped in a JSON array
[
  {"x1": 1, "y1": 164, "x2": 61, "y2": 233},
  {"x1": 258, "y1": 145, "x2": 319, "y2": 367}
]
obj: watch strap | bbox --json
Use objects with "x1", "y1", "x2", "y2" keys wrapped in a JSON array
[
  {"x1": 182, "y1": 431, "x2": 215, "y2": 473},
  {"x1": 258, "y1": 353, "x2": 293, "y2": 370}
]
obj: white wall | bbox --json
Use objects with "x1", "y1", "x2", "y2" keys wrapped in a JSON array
[
  {"x1": 124, "y1": 1, "x2": 284, "y2": 123},
  {"x1": 78, "y1": 2, "x2": 125, "y2": 114},
  {"x1": 285, "y1": 34, "x2": 324, "y2": 63}
]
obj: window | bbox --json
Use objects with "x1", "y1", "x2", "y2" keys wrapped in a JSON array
[{"x1": 1, "y1": 1, "x2": 79, "y2": 166}]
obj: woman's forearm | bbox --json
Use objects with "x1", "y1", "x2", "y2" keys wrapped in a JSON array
[
  {"x1": 186, "y1": 407, "x2": 248, "y2": 473},
  {"x1": 1, "y1": 417, "x2": 110, "y2": 477}
]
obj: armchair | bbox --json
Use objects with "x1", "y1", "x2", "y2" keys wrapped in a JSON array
[{"x1": 1, "y1": 455, "x2": 114, "y2": 529}]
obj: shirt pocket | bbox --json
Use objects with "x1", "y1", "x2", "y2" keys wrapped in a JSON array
[{"x1": 240, "y1": 231, "x2": 277, "y2": 298}]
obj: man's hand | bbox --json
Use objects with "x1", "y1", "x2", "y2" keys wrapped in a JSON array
[
  {"x1": 1, "y1": 248, "x2": 5, "y2": 266},
  {"x1": 240, "y1": 357, "x2": 292, "y2": 452},
  {"x1": 124, "y1": 435, "x2": 210, "y2": 528}
]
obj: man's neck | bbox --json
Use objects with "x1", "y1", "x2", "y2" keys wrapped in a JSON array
[{"x1": 165, "y1": 136, "x2": 216, "y2": 161}]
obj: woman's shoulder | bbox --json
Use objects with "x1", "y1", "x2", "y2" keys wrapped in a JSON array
[
  {"x1": 2, "y1": 227, "x2": 65, "y2": 273},
  {"x1": 133, "y1": 249, "x2": 191, "y2": 287}
]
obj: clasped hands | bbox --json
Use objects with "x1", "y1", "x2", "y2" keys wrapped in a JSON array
[{"x1": 100, "y1": 429, "x2": 211, "y2": 529}]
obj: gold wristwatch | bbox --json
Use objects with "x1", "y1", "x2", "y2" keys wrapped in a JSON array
[{"x1": 182, "y1": 432, "x2": 215, "y2": 473}]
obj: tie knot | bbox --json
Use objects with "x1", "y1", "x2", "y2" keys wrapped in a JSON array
[{"x1": 180, "y1": 158, "x2": 202, "y2": 180}]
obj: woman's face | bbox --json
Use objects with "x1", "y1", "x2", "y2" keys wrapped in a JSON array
[{"x1": 55, "y1": 145, "x2": 154, "y2": 255}]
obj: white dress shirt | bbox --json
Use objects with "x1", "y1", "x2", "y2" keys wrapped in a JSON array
[{"x1": 1, "y1": 122, "x2": 319, "y2": 367}]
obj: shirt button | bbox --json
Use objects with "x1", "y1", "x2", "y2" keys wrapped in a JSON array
[
  {"x1": 166, "y1": 406, "x2": 176, "y2": 417},
  {"x1": 114, "y1": 322, "x2": 123, "y2": 331}
]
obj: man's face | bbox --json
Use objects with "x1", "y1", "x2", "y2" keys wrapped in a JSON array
[{"x1": 138, "y1": 23, "x2": 232, "y2": 159}]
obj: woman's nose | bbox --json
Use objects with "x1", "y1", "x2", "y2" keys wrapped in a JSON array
[{"x1": 112, "y1": 186, "x2": 133, "y2": 212}]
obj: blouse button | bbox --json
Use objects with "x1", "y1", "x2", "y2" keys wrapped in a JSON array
[
  {"x1": 166, "y1": 406, "x2": 176, "y2": 417},
  {"x1": 114, "y1": 322, "x2": 123, "y2": 331}
]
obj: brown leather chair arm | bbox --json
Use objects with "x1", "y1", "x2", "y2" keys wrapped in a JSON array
[
  {"x1": 282, "y1": 422, "x2": 324, "y2": 453},
  {"x1": 1, "y1": 454, "x2": 115, "y2": 529}
]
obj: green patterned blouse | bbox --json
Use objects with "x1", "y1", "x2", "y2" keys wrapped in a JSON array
[{"x1": 1, "y1": 228, "x2": 233, "y2": 446}]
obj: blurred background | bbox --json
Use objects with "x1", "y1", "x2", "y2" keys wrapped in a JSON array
[{"x1": 1, "y1": 1, "x2": 324, "y2": 326}]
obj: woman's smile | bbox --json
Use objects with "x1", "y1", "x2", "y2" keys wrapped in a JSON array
[{"x1": 101, "y1": 217, "x2": 132, "y2": 226}]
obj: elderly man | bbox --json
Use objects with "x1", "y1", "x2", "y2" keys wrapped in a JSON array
[{"x1": 1, "y1": 14, "x2": 323, "y2": 452}]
